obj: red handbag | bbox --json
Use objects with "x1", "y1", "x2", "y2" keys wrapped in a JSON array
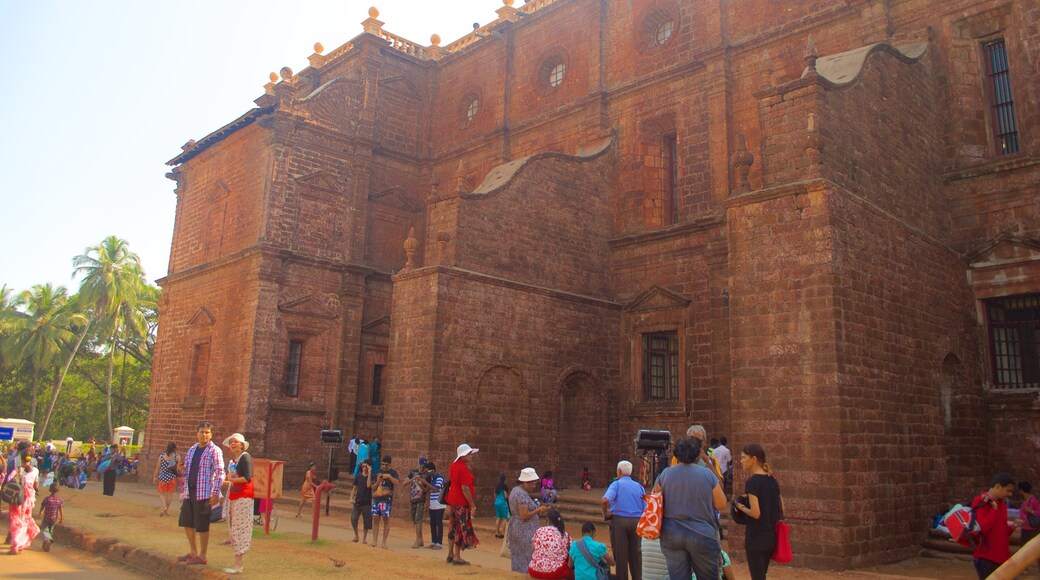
[{"x1": 772, "y1": 520, "x2": 792, "y2": 563}]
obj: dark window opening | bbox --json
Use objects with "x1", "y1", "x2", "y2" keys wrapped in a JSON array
[
  {"x1": 983, "y1": 40, "x2": 1019, "y2": 156},
  {"x1": 986, "y1": 294, "x2": 1039, "y2": 389},
  {"x1": 285, "y1": 340, "x2": 303, "y2": 397},
  {"x1": 189, "y1": 342, "x2": 210, "y2": 397},
  {"x1": 663, "y1": 134, "x2": 679, "y2": 224},
  {"x1": 643, "y1": 331, "x2": 679, "y2": 400},
  {"x1": 372, "y1": 364, "x2": 385, "y2": 405}
]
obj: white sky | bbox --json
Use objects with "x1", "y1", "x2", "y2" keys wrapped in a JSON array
[{"x1": 0, "y1": 1, "x2": 492, "y2": 293}]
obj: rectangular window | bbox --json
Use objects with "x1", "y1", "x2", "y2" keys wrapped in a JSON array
[
  {"x1": 371, "y1": 364, "x2": 385, "y2": 405},
  {"x1": 983, "y1": 40, "x2": 1019, "y2": 156},
  {"x1": 188, "y1": 342, "x2": 210, "y2": 397},
  {"x1": 663, "y1": 134, "x2": 679, "y2": 224},
  {"x1": 643, "y1": 331, "x2": 679, "y2": 400},
  {"x1": 986, "y1": 294, "x2": 1039, "y2": 389},
  {"x1": 284, "y1": 340, "x2": 303, "y2": 397}
]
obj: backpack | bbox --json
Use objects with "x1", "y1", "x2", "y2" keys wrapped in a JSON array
[
  {"x1": 2, "y1": 468, "x2": 26, "y2": 506},
  {"x1": 943, "y1": 504, "x2": 983, "y2": 549}
]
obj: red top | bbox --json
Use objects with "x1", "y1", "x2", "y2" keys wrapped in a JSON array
[
  {"x1": 971, "y1": 492, "x2": 1013, "y2": 564},
  {"x1": 445, "y1": 459, "x2": 475, "y2": 507}
]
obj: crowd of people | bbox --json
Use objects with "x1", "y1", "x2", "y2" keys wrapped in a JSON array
[{"x1": 2, "y1": 424, "x2": 1034, "y2": 580}]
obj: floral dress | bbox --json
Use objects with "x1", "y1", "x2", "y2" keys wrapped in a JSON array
[
  {"x1": 508, "y1": 485, "x2": 539, "y2": 572},
  {"x1": 529, "y1": 526, "x2": 572, "y2": 575},
  {"x1": 8, "y1": 467, "x2": 40, "y2": 554}
]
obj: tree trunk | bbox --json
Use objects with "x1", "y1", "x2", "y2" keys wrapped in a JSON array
[
  {"x1": 106, "y1": 334, "x2": 116, "y2": 438},
  {"x1": 118, "y1": 339, "x2": 127, "y2": 426},
  {"x1": 39, "y1": 322, "x2": 90, "y2": 441},
  {"x1": 30, "y1": 368, "x2": 40, "y2": 424}
]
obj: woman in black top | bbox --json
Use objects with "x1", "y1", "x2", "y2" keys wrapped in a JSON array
[{"x1": 732, "y1": 443, "x2": 783, "y2": 580}]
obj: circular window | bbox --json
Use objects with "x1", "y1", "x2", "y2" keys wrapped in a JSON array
[
  {"x1": 548, "y1": 62, "x2": 566, "y2": 88},
  {"x1": 466, "y1": 98, "x2": 480, "y2": 123},
  {"x1": 640, "y1": 9, "x2": 678, "y2": 54},
  {"x1": 655, "y1": 20, "x2": 673, "y2": 46}
]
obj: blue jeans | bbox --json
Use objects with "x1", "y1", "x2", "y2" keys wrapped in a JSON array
[{"x1": 659, "y1": 527, "x2": 720, "y2": 580}]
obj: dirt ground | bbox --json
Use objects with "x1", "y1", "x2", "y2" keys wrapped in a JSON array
[{"x1": 2, "y1": 480, "x2": 1037, "y2": 579}]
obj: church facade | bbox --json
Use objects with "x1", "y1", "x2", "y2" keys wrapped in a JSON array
[{"x1": 145, "y1": 0, "x2": 1040, "y2": 568}]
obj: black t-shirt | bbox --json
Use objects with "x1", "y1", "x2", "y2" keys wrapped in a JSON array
[
  {"x1": 353, "y1": 472, "x2": 373, "y2": 505},
  {"x1": 235, "y1": 453, "x2": 253, "y2": 482},
  {"x1": 745, "y1": 474, "x2": 782, "y2": 551},
  {"x1": 187, "y1": 446, "x2": 204, "y2": 494}
]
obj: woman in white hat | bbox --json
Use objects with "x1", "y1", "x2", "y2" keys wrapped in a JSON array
[
  {"x1": 508, "y1": 467, "x2": 551, "y2": 573},
  {"x1": 221, "y1": 433, "x2": 253, "y2": 575},
  {"x1": 445, "y1": 443, "x2": 479, "y2": 565}
]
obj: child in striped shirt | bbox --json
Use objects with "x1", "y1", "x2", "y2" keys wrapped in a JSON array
[{"x1": 38, "y1": 483, "x2": 64, "y2": 551}]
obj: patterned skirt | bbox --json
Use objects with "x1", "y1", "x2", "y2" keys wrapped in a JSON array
[{"x1": 447, "y1": 505, "x2": 479, "y2": 549}]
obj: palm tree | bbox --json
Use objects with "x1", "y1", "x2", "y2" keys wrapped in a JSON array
[
  {"x1": 0, "y1": 284, "x2": 25, "y2": 369},
  {"x1": 73, "y1": 236, "x2": 148, "y2": 437},
  {"x1": 2, "y1": 284, "x2": 82, "y2": 424},
  {"x1": 37, "y1": 291, "x2": 91, "y2": 440}
]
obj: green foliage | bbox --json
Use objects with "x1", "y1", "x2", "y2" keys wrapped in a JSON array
[{"x1": 0, "y1": 236, "x2": 158, "y2": 442}]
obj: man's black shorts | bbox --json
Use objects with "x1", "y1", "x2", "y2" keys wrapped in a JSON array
[{"x1": 179, "y1": 498, "x2": 212, "y2": 533}]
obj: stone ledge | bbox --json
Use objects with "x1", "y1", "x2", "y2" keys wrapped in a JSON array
[{"x1": 54, "y1": 523, "x2": 228, "y2": 579}]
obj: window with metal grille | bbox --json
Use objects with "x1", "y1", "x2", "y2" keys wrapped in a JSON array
[
  {"x1": 986, "y1": 294, "x2": 1039, "y2": 390},
  {"x1": 663, "y1": 134, "x2": 679, "y2": 224},
  {"x1": 285, "y1": 340, "x2": 303, "y2": 397},
  {"x1": 643, "y1": 331, "x2": 679, "y2": 400},
  {"x1": 983, "y1": 40, "x2": 1019, "y2": 155},
  {"x1": 372, "y1": 364, "x2": 385, "y2": 405}
]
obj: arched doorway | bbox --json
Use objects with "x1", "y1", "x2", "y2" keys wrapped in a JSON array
[
  {"x1": 472, "y1": 365, "x2": 529, "y2": 510},
  {"x1": 558, "y1": 371, "x2": 608, "y2": 488}
]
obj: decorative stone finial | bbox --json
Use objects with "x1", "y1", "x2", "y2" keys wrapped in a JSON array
[
  {"x1": 313, "y1": 42, "x2": 324, "y2": 54},
  {"x1": 181, "y1": 139, "x2": 197, "y2": 152},
  {"x1": 804, "y1": 35, "x2": 818, "y2": 72},
  {"x1": 403, "y1": 226, "x2": 418, "y2": 269},
  {"x1": 730, "y1": 134, "x2": 755, "y2": 195},
  {"x1": 430, "y1": 34, "x2": 441, "y2": 46},
  {"x1": 435, "y1": 232, "x2": 451, "y2": 265},
  {"x1": 502, "y1": 0, "x2": 515, "y2": 6},
  {"x1": 279, "y1": 67, "x2": 293, "y2": 81},
  {"x1": 368, "y1": 6, "x2": 379, "y2": 18},
  {"x1": 269, "y1": 72, "x2": 279, "y2": 83},
  {"x1": 805, "y1": 113, "x2": 824, "y2": 176}
]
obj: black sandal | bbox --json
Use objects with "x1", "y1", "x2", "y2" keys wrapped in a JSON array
[{"x1": 446, "y1": 555, "x2": 454, "y2": 564}]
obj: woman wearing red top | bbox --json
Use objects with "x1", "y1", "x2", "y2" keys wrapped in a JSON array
[
  {"x1": 445, "y1": 443, "x2": 479, "y2": 566},
  {"x1": 221, "y1": 434, "x2": 253, "y2": 575}
]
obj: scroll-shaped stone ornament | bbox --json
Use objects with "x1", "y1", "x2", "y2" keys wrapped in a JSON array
[
  {"x1": 730, "y1": 134, "x2": 754, "y2": 195},
  {"x1": 403, "y1": 226, "x2": 418, "y2": 269}
]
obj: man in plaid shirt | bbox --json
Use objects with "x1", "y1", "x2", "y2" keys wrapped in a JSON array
[{"x1": 176, "y1": 422, "x2": 225, "y2": 566}]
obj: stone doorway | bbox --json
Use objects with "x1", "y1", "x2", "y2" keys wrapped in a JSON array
[{"x1": 557, "y1": 371, "x2": 608, "y2": 489}]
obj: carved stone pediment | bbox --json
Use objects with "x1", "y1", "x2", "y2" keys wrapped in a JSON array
[
  {"x1": 968, "y1": 235, "x2": 1040, "y2": 269},
  {"x1": 207, "y1": 180, "x2": 230, "y2": 202},
  {"x1": 187, "y1": 307, "x2": 216, "y2": 327},
  {"x1": 362, "y1": 316, "x2": 391, "y2": 335},
  {"x1": 278, "y1": 293, "x2": 341, "y2": 319},
  {"x1": 369, "y1": 186, "x2": 421, "y2": 213},
  {"x1": 295, "y1": 171, "x2": 342, "y2": 195},
  {"x1": 624, "y1": 285, "x2": 691, "y2": 312},
  {"x1": 379, "y1": 75, "x2": 420, "y2": 99}
]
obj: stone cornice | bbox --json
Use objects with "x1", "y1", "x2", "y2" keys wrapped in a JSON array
[
  {"x1": 609, "y1": 214, "x2": 725, "y2": 249},
  {"x1": 393, "y1": 265, "x2": 621, "y2": 309}
]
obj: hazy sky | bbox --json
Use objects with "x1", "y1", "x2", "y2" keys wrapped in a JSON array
[{"x1": 0, "y1": 1, "x2": 489, "y2": 293}]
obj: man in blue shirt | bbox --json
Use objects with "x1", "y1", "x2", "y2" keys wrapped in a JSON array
[{"x1": 602, "y1": 460, "x2": 646, "y2": 580}]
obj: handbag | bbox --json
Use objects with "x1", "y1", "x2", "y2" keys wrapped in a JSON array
[
  {"x1": 772, "y1": 494, "x2": 792, "y2": 564},
  {"x1": 636, "y1": 491, "x2": 664, "y2": 540},
  {"x1": 772, "y1": 521, "x2": 792, "y2": 563},
  {"x1": 575, "y1": 538, "x2": 611, "y2": 580},
  {"x1": 730, "y1": 494, "x2": 751, "y2": 525}
]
